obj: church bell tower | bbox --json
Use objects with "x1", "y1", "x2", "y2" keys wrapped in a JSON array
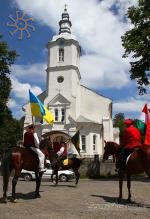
[{"x1": 45, "y1": 6, "x2": 81, "y2": 103}]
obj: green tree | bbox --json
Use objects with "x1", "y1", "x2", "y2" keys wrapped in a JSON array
[
  {"x1": 0, "y1": 35, "x2": 17, "y2": 109},
  {"x1": 0, "y1": 35, "x2": 23, "y2": 156},
  {"x1": 122, "y1": 0, "x2": 150, "y2": 94},
  {"x1": 113, "y1": 113, "x2": 125, "y2": 144}
]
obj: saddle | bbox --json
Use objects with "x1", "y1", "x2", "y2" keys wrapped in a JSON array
[
  {"x1": 116, "y1": 148, "x2": 140, "y2": 173},
  {"x1": 24, "y1": 147, "x2": 39, "y2": 164}
]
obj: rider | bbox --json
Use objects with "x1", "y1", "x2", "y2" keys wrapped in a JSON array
[
  {"x1": 56, "y1": 142, "x2": 67, "y2": 165},
  {"x1": 23, "y1": 124, "x2": 46, "y2": 172},
  {"x1": 117, "y1": 119, "x2": 142, "y2": 174}
]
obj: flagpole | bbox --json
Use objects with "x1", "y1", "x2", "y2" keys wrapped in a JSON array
[{"x1": 32, "y1": 115, "x2": 34, "y2": 125}]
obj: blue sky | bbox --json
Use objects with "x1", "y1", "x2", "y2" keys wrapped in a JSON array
[{"x1": 1, "y1": 0, "x2": 149, "y2": 119}]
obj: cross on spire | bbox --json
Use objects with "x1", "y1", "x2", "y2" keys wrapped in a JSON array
[
  {"x1": 64, "y1": 4, "x2": 67, "y2": 11},
  {"x1": 59, "y1": 5, "x2": 72, "y2": 34}
]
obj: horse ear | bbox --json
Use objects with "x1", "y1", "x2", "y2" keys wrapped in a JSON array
[{"x1": 104, "y1": 140, "x2": 106, "y2": 144}]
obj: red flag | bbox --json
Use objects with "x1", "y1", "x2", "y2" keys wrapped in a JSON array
[
  {"x1": 143, "y1": 104, "x2": 150, "y2": 145},
  {"x1": 142, "y1": 103, "x2": 149, "y2": 123},
  {"x1": 145, "y1": 121, "x2": 150, "y2": 145}
]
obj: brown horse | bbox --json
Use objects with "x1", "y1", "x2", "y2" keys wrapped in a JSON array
[
  {"x1": 1, "y1": 139, "x2": 50, "y2": 203},
  {"x1": 43, "y1": 139, "x2": 82, "y2": 186},
  {"x1": 103, "y1": 141, "x2": 150, "y2": 203}
]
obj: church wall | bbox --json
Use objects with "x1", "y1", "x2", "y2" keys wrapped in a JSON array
[
  {"x1": 45, "y1": 69, "x2": 73, "y2": 102},
  {"x1": 23, "y1": 104, "x2": 32, "y2": 127},
  {"x1": 80, "y1": 86, "x2": 111, "y2": 123},
  {"x1": 102, "y1": 117, "x2": 114, "y2": 141},
  {"x1": 45, "y1": 68, "x2": 80, "y2": 121},
  {"x1": 79, "y1": 124, "x2": 103, "y2": 157}
]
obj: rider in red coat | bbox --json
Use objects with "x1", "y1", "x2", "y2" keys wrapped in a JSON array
[
  {"x1": 117, "y1": 119, "x2": 142, "y2": 174},
  {"x1": 123, "y1": 119, "x2": 142, "y2": 149},
  {"x1": 23, "y1": 124, "x2": 46, "y2": 172}
]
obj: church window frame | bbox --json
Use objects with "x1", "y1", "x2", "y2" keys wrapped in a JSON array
[
  {"x1": 81, "y1": 135, "x2": 86, "y2": 152},
  {"x1": 59, "y1": 48, "x2": 64, "y2": 62},
  {"x1": 54, "y1": 108, "x2": 58, "y2": 121},
  {"x1": 61, "y1": 108, "x2": 65, "y2": 122},
  {"x1": 93, "y1": 134, "x2": 97, "y2": 151}
]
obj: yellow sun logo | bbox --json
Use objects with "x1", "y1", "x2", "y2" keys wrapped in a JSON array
[{"x1": 7, "y1": 11, "x2": 35, "y2": 40}]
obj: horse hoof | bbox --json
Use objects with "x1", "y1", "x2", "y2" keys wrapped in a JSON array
[
  {"x1": 0, "y1": 197, "x2": 7, "y2": 203},
  {"x1": 10, "y1": 198, "x2": 17, "y2": 203},
  {"x1": 127, "y1": 199, "x2": 132, "y2": 204},
  {"x1": 117, "y1": 198, "x2": 122, "y2": 204},
  {"x1": 35, "y1": 193, "x2": 41, "y2": 198}
]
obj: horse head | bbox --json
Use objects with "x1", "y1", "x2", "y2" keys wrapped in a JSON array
[
  {"x1": 103, "y1": 141, "x2": 120, "y2": 162},
  {"x1": 39, "y1": 137, "x2": 53, "y2": 158}
]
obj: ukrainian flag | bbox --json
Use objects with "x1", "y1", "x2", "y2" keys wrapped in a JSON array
[{"x1": 29, "y1": 90, "x2": 54, "y2": 124}]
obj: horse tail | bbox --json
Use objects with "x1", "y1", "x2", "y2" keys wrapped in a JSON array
[
  {"x1": 1, "y1": 152, "x2": 12, "y2": 194},
  {"x1": 75, "y1": 157, "x2": 85, "y2": 167}
]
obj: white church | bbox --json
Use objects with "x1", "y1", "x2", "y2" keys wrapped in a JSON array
[{"x1": 23, "y1": 8, "x2": 119, "y2": 157}]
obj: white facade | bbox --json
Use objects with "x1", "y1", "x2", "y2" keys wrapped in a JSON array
[{"x1": 23, "y1": 8, "x2": 119, "y2": 157}]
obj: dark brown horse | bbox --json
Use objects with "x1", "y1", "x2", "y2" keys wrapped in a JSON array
[
  {"x1": 43, "y1": 140, "x2": 82, "y2": 186},
  {"x1": 103, "y1": 141, "x2": 150, "y2": 203},
  {"x1": 1, "y1": 139, "x2": 50, "y2": 203}
]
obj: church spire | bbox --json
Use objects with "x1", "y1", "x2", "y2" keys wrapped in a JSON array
[{"x1": 59, "y1": 5, "x2": 72, "y2": 34}]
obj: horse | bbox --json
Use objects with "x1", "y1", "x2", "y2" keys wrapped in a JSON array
[
  {"x1": 1, "y1": 138, "x2": 50, "y2": 203},
  {"x1": 43, "y1": 139, "x2": 82, "y2": 186},
  {"x1": 103, "y1": 141, "x2": 150, "y2": 203}
]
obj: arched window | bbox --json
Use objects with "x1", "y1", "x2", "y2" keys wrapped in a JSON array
[
  {"x1": 93, "y1": 134, "x2": 97, "y2": 151},
  {"x1": 55, "y1": 108, "x2": 58, "y2": 121},
  {"x1": 81, "y1": 135, "x2": 86, "y2": 152},
  {"x1": 61, "y1": 108, "x2": 65, "y2": 122},
  {"x1": 59, "y1": 48, "x2": 64, "y2": 61}
]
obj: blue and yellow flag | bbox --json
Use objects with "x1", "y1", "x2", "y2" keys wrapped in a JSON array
[{"x1": 29, "y1": 90, "x2": 54, "y2": 124}]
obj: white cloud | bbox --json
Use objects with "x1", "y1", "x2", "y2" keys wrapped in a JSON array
[
  {"x1": 11, "y1": 63, "x2": 46, "y2": 85},
  {"x1": 113, "y1": 95, "x2": 149, "y2": 114},
  {"x1": 80, "y1": 54, "x2": 129, "y2": 89},
  {"x1": 11, "y1": 77, "x2": 43, "y2": 101},
  {"x1": 13, "y1": 0, "x2": 137, "y2": 89},
  {"x1": 7, "y1": 98, "x2": 17, "y2": 108}
]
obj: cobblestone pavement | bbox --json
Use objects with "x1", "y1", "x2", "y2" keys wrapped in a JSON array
[{"x1": 0, "y1": 176, "x2": 149, "y2": 219}]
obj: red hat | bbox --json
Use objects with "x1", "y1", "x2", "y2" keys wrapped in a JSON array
[{"x1": 124, "y1": 119, "x2": 133, "y2": 125}]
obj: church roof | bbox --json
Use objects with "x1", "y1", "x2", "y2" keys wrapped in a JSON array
[
  {"x1": 48, "y1": 93, "x2": 70, "y2": 106},
  {"x1": 76, "y1": 115, "x2": 101, "y2": 124},
  {"x1": 80, "y1": 85, "x2": 112, "y2": 101}
]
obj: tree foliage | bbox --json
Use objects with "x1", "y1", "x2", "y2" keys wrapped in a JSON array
[
  {"x1": 0, "y1": 35, "x2": 23, "y2": 157},
  {"x1": 113, "y1": 113, "x2": 125, "y2": 144},
  {"x1": 122, "y1": 0, "x2": 150, "y2": 94},
  {"x1": 0, "y1": 34, "x2": 17, "y2": 109}
]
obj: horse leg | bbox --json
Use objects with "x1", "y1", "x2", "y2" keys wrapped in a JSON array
[
  {"x1": 1, "y1": 155, "x2": 12, "y2": 203},
  {"x1": 118, "y1": 173, "x2": 124, "y2": 203},
  {"x1": 74, "y1": 169, "x2": 80, "y2": 186},
  {"x1": 12, "y1": 175, "x2": 19, "y2": 202},
  {"x1": 51, "y1": 169, "x2": 58, "y2": 186},
  {"x1": 35, "y1": 172, "x2": 43, "y2": 198},
  {"x1": 127, "y1": 174, "x2": 132, "y2": 203},
  {"x1": 2, "y1": 172, "x2": 10, "y2": 203}
]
